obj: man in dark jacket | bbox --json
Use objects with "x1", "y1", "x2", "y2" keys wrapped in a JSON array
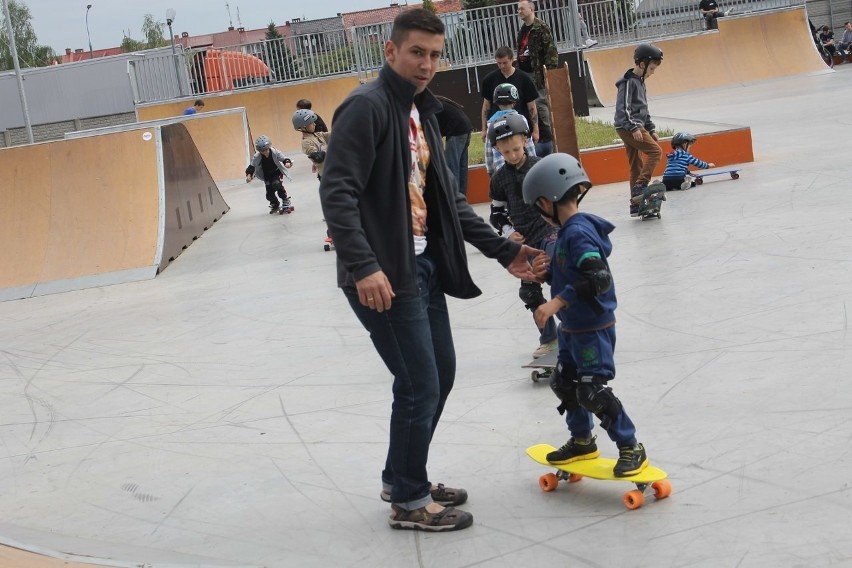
[{"x1": 320, "y1": 8, "x2": 541, "y2": 533}]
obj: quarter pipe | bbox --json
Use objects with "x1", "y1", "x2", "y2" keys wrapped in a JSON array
[
  {"x1": 0, "y1": 123, "x2": 229, "y2": 301},
  {"x1": 585, "y1": 7, "x2": 831, "y2": 107}
]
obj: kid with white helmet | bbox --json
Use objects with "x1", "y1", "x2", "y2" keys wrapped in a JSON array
[
  {"x1": 523, "y1": 153, "x2": 650, "y2": 477},
  {"x1": 485, "y1": 83, "x2": 537, "y2": 177},
  {"x1": 488, "y1": 112, "x2": 558, "y2": 359},
  {"x1": 662, "y1": 132, "x2": 715, "y2": 191},
  {"x1": 293, "y1": 109, "x2": 331, "y2": 181},
  {"x1": 245, "y1": 135, "x2": 294, "y2": 214}
]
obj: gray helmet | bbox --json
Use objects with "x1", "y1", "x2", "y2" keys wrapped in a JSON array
[
  {"x1": 492, "y1": 82, "x2": 520, "y2": 105},
  {"x1": 487, "y1": 112, "x2": 530, "y2": 146},
  {"x1": 522, "y1": 153, "x2": 592, "y2": 206},
  {"x1": 292, "y1": 108, "x2": 318, "y2": 130},
  {"x1": 254, "y1": 135, "x2": 271, "y2": 151},
  {"x1": 634, "y1": 43, "x2": 663, "y2": 64},
  {"x1": 671, "y1": 131, "x2": 697, "y2": 148}
]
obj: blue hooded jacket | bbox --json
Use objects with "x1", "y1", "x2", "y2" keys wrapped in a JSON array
[{"x1": 550, "y1": 212, "x2": 617, "y2": 332}]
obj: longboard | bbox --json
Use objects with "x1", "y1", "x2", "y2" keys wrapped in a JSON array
[
  {"x1": 694, "y1": 169, "x2": 741, "y2": 185},
  {"x1": 526, "y1": 443, "x2": 672, "y2": 509},
  {"x1": 522, "y1": 351, "x2": 557, "y2": 382}
]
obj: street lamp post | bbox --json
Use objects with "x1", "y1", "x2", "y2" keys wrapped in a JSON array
[
  {"x1": 166, "y1": 8, "x2": 184, "y2": 96},
  {"x1": 85, "y1": 4, "x2": 93, "y2": 59}
]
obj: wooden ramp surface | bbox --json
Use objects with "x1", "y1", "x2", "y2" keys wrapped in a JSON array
[
  {"x1": 0, "y1": 123, "x2": 229, "y2": 301},
  {"x1": 585, "y1": 7, "x2": 830, "y2": 107}
]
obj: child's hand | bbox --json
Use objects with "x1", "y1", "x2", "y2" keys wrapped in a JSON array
[
  {"x1": 632, "y1": 130, "x2": 644, "y2": 142},
  {"x1": 245, "y1": 174, "x2": 253, "y2": 183},
  {"x1": 534, "y1": 298, "x2": 564, "y2": 329},
  {"x1": 508, "y1": 231, "x2": 525, "y2": 243},
  {"x1": 708, "y1": 162, "x2": 716, "y2": 168},
  {"x1": 531, "y1": 252, "x2": 550, "y2": 281}
]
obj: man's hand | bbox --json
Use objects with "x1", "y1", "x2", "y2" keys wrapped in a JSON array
[
  {"x1": 650, "y1": 131, "x2": 659, "y2": 141},
  {"x1": 507, "y1": 245, "x2": 543, "y2": 281},
  {"x1": 355, "y1": 271, "x2": 395, "y2": 312},
  {"x1": 508, "y1": 231, "x2": 525, "y2": 243},
  {"x1": 534, "y1": 297, "x2": 565, "y2": 329},
  {"x1": 632, "y1": 129, "x2": 644, "y2": 142}
]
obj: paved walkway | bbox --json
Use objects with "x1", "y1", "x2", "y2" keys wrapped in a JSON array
[{"x1": 2, "y1": 65, "x2": 851, "y2": 567}]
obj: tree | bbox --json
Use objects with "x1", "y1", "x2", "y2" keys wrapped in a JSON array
[
  {"x1": 0, "y1": 0, "x2": 56, "y2": 69},
  {"x1": 120, "y1": 14, "x2": 168, "y2": 53},
  {"x1": 141, "y1": 14, "x2": 168, "y2": 48},
  {"x1": 263, "y1": 21, "x2": 301, "y2": 81},
  {"x1": 422, "y1": 0, "x2": 438, "y2": 13},
  {"x1": 461, "y1": 0, "x2": 495, "y2": 9}
]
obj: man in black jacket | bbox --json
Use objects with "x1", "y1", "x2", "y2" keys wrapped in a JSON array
[{"x1": 320, "y1": 8, "x2": 541, "y2": 533}]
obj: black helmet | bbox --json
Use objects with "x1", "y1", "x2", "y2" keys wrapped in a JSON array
[
  {"x1": 522, "y1": 153, "x2": 592, "y2": 206},
  {"x1": 671, "y1": 132, "x2": 697, "y2": 148},
  {"x1": 634, "y1": 43, "x2": 663, "y2": 64},
  {"x1": 492, "y1": 82, "x2": 520, "y2": 105},
  {"x1": 487, "y1": 112, "x2": 530, "y2": 146}
]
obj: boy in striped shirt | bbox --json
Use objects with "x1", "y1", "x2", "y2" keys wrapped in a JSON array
[{"x1": 662, "y1": 132, "x2": 715, "y2": 191}]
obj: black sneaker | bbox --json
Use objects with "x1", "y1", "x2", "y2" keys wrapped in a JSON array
[
  {"x1": 613, "y1": 442, "x2": 648, "y2": 477},
  {"x1": 268, "y1": 205, "x2": 278, "y2": 214},
  {"x1": 546, "y1": 437, "x2": 600, "y2": 464}
]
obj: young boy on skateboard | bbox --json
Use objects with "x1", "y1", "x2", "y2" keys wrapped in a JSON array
[
  {"x1": 245, "y1": 135, "x2": 293, "y2": 214},
  {"x1": 292, "y1": 109, "x2": 330, "y2": 181},
  {"x1": 488, "y1": 112, "x2": 558, "y2": 359},
  {"x1": 523, "y1": 153, "x2": 650, "y2": 477},
  {"x1": 614, "y1": 44, "x2": 663, "y2": 218},
  {"x1": 662, "y1": 132, "x2": 715, "y2": 191}
]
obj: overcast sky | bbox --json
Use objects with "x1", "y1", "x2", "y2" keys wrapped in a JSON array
[{"x1": 26, "y1": 0, "x2": 403, "y2": 54}]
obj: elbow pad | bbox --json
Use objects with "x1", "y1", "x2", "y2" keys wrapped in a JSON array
[
  {"x1": 575, "y1": 257, "x2": 612, "y2": 302},
  {"x1": 489, "y1": 203, "x2": 510, "y2": 232}
]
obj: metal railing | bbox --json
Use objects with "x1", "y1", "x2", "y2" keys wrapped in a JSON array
[{"x1": 129, "y1": 0, "x2": 805, "y2": 103}]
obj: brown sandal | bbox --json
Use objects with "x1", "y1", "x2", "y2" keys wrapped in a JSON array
[{"x1": 388, "y1": 504, "x2": 473, "y2": 532}]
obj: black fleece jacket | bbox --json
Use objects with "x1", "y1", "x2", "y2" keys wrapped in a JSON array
[{"x1": 319, "y1": 63, "x2": 521, "y2": 299}]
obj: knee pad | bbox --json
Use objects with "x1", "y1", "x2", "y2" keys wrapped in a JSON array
[
  {"x1": 519, "y1": 282, "x2": 546, "y2": 311},
  {"x1": 549, "y1": 362, "x2": 579, "y2": 416},
  {"x1": 577, "y1": 375, "x2": 622, "y2": 428}
]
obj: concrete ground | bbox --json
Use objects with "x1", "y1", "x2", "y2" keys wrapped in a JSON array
[{"x1": 2, "y1": 65, "x2": 852, "y2": 568}]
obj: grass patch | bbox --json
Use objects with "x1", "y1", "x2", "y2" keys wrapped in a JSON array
[{"x1": 467, "y1": 117, "x2": 674, "y2": 165}]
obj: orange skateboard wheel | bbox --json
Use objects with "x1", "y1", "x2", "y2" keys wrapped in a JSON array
[
  {"x1": 623, "y1": 489, "x2": 645, "y2": 509},
  {"x1": 539, "y1": 473, "x2": 559, "y2": 492},
  {"x1": 568, "y1": 473, "x2": 583, "y2": 483},
  {"x1": 652, "y1": 479, "x2": 672, "y2": 499}
]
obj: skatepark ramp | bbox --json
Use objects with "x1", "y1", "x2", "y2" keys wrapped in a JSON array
[
  {"x1": 0, "y1": 123, "x2": 229, "y2": 301},
  {"x1": 584, "y1": 7, "x2": 831, "y2": 107},
  {"x1": 65, "y1": 107, "x2": 251, "y2": 184}
]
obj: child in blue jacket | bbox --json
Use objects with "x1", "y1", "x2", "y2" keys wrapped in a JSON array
[
  {"x1": 523, "y1": 153, "x2": 650, "y2": 478},
  {"x1": 662, "y1": 132, "x2": 715, "y2": 191}
]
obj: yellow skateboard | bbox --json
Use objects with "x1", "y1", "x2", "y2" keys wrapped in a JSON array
[{"x1": 526, "y1": 443, "x2": 672, "y2": 510}]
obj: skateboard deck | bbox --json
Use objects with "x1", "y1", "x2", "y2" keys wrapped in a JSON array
[
  {"x1": 632, "y1": 182, "x2": 665, "y2": 220},
  {"x1": 526, "y1": 443, "x2": 672, "y2": 509},
  {"x1": 694, "y1": 169, "x2": 741, "y2": 185},
  {"x1": 522, "y1": 351, "x2": 557, "y2": 382}
]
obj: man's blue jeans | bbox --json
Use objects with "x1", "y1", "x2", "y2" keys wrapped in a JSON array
[
  {"x1": 444, "y1": 133, "x2": 470, "y2": 196},
  {"x1": 344, "y1": 254, "x2": 455, "y2": 511}
]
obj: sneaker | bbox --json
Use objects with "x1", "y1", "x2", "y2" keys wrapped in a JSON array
[
  {"x1": 723, "y1": 8, "x2": 733, "y2": 15},
  {"x1": 388, "y1": 504, "x2": 473, "y2": 532},
  {"x1": 584, "y1": 38, "x2": 599, "y2": 48},
  {"x1": 613, "y1": 442, "x2": 649, "y2": 477},
  {"x1": 680, "y1": 179, "x2": 692, "y2": 191},
  {"x1": 546, "y1": 436, "x2": 600, "y2": 464},
  {"x1": 282, "y1": 197, "x2": 292, "y2": 208},
  {"x1": 532, "y1": 340, "x2": 557, "y2": 359},
  {"x1": 629, "y1": 205, "x2": 640, "y2": 217},
  {"x1": 380, "y1": 483, "x2": 468, "y2": 507},
  {"x1": 268, "y1": 205, "x2": 278, "y2": 214}
]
